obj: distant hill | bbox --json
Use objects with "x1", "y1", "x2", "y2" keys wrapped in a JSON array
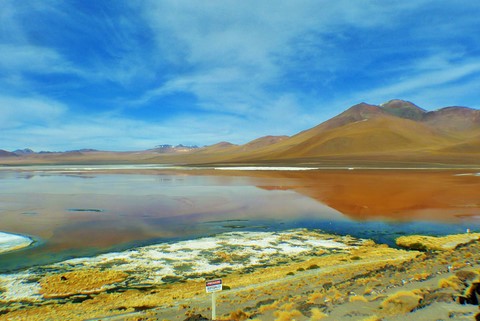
[
  {"x1": 13, "y1": 148, "x2": 35, "y2": 155},
  {"x1": 2, "y1": 99, "x2": 480, "y2": 166},
  {"x1": 67, "y1": 149, "x2": 99, "y2": 153},
  {"x1": 149, "y1": 144, "x2": 199, "y2": 153},
  {"x1": 423, "y1": 106, "x2": 480, "y2": 133},
  {"x1": 0, "y1": 150, "x2": 17, "y2": 157},
  {"x1": 240, "y1": 135, "x2": 289, "y2": 151}
]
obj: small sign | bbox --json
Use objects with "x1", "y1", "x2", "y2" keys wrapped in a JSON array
[{"x1": 206, "y1": 279, "x2": 222, "y2": 293}]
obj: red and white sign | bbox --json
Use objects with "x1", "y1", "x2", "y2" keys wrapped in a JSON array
[{"x1": 206, "y1": 279, "x2": 222, "y2": 293}]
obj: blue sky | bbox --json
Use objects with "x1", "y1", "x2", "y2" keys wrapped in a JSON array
[{"x1": 2, "y1": 1, "x2": 480, "y2": 151}]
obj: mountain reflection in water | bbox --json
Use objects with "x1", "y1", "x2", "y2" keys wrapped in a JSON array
[{"x1": 0, "y1": 168, "x2": 479, "y2": 272}]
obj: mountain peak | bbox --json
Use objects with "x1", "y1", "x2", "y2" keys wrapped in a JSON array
[
  {"x1": 209, "y1": 142, "x2": 236, "y2": 148},
  {"x1": 349, "y1": 102, "x2": 381, "y2": 111},
  {"x1": 335, "y1": 103, "x2": 384, "y2": 121},
  {"x1": 380, "y1": 99, "x2": 426, "y2": 121},
  {"x1": 434, "y1": 106, "x2": 478, "y2": 113}
]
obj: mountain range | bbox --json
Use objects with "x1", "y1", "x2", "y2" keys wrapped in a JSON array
[{"x1": 2, "y1": 99, "x2": 480, "y2": 167}]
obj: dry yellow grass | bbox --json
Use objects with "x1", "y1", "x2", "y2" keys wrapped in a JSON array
[
  {"x1": 2, "y1": 235, "x2": 421, "y2": 321},
  {"x1": 258, "y1": 301, "x2": 279, "y2": 313},
  {"x1": 229, "y1": 309, "x2": 250, "y2": 321},
  {"x1": 349, "y1": 295, "x2": 368, "y2": 302},
  {"x1": 361, "y1": 316, "x2": 382, "y2": 321},
  {"x1": 396, "y1": 233, "x2": 480, "y2": 251},
  {"x1": 438, "y1": 275, "x2": 463, "y2": 291},
  {"x1": 274, "y1": 309, "x2": 302, "y2": 321},
  {"x1": 279, "y1": 302, "x2": 296, "y2": 311},
  {"x1": 309, "y1": 307, "x2": 327, "y2": 320},
  {"x1": 412, "y1": 272, "x2": 431, "y2": 281},
  {"x1": 307, "y1": 291, "x2": 324, "y2": 304},
  {"x1": 380, "y1": 290, "x2": 422, "y2": 315},
  {"x1": 39, "y1": 269, "x2": 128, "y2": 298}
]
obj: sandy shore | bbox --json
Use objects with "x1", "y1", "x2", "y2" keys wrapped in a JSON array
[{"x1": 1, "y1": 231, "x2": 480, "y2": 321}]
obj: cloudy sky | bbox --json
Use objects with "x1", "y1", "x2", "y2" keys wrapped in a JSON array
[{"x1": 2, "y1": 1, "x2": 480, "y2": 151}]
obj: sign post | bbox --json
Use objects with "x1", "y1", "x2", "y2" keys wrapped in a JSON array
[{"x1": 206, "y1": 279, "x2": 222, "y2": 320}]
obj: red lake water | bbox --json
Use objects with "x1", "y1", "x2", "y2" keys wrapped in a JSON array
[{"x1": 1, "y1": 166, "x2": 479, "y2": 272}]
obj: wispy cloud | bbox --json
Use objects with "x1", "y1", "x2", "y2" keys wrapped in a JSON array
[
  {"x1": 0, "y1": 44, "x2": 85, "y2": 97},
  {"x1": 0, "y1": 95, "x2": 67, "y2": 129},
  {"x1": 1, "y1": 110, "x2": 250, "y2": 151},
  {"x1": 134, "y1": 1, "x2": 444, "y2": 115},
  {"x1": 1, "y1": 0, "x2": 480, "y2": 151},
  {"x1": 356, "y1": 54, "x2": 480, "y2": 108}
]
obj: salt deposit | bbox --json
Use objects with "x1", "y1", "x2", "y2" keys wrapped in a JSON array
[
  {"x1": 0, "y1": 232, "x2": 33, "y2": 254},
  {"x1": 0, "y1": 273, "x2": 42, "y2": 302},
  {"x1": 0, "y1": 229, "x2": 357, "y2": 302},
  {"x1": 214, "y1": 166, "x2": 318, "y2": 171},
  {"x1": 0, "y1": 164, "x2": 181, "y2": 172}
]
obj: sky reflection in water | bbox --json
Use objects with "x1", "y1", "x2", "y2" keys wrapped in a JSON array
[{"x1": 0, "y1": 169, "x2": 479, "y2": 272}]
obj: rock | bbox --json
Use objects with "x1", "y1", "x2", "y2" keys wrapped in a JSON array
[
  {"x1": 419, "y1": 289, "x2": 455, "y2": 308},
  {"x1": 455, "y1": 270, "x2": 478, "y2": 282},
  {"x1": 296, "y1": 302, "x2": 315, "y2": 317},
  {"x1": 459, "y1": 281, "x2": 480, "y2": 305},
  {"x1": 161, "y1": 275, "x2": 183, "y2": 283}
]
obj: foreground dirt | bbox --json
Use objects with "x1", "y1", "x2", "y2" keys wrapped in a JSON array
[{"x1": 2, "y1": 234, "x2": 480, "y2": 321}]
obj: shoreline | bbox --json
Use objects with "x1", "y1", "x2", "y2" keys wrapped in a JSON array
[
  {"x1": 1, "y1": 230, "x2": 480, "y2": 320},
  {"x1": 1, "y1": 217, "x2": 478, "y2": 273},
  {"x1": 0, "y1": 229, "x2": 363, "y2": 302},
  {"x1": 2, "y1": 163, "x2": 480, "y2": 172}
]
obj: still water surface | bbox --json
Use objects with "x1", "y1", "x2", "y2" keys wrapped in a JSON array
[{"x1": 1, "y1": 167, "x2": 479, "y2": 272}]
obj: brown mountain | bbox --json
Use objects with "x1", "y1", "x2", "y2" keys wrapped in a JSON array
[
  {"x1": 423, "y1": 107, "x2": 480, "y2": 133},
  {"x1": 214, "y1": 100, "x2": 480, "y2": 165},
  {"x1": 2, "y1": 100, "x2": 480, "y2": 166},
  {"x1": 240, "y1": 135, "x2": 289, "y2": 151},
  {"x1": 438, "y1": 134, "x2": 480, "y2": 154},
  {"x1": 134, "y1": 136, "x2": 290, "y2": 165}
]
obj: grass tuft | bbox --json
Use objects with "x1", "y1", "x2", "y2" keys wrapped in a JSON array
[
  {"x1": 380, "y1": 290, "x2": 422, "y2": 315},
  {"x1": 309, "y1": 307, "x2": 327, "y2": 320}
]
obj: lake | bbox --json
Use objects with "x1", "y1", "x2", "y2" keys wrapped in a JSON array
[{"x1": 1, "y1": 166, "x2": 479, "y2": 272}]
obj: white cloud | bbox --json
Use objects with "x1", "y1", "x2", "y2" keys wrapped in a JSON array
[
  {"x1": 0, "y1": 95, "x2": 67, "y2": 129},
  {"x1": 0, "y1": 2, "x2": 154, "y2": 87},
  {"x1": 405, "y1": 76, "x2": 480, "y2": 110},
  {"x1": 2, "y1": 1, "x2": 480, "y2": 151},
  {"x1": 0, "y1": 44, "x2": 78, "y2": 76},
  {"x1": 135, "y1": 1, "x2": 439, "y2": 114},
  {"x1": 360, "y1": 59, "x2": 480, "y2": 104},
  {"x1": 0, "y1": 2, "x2": 77, "y2": 76}
]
